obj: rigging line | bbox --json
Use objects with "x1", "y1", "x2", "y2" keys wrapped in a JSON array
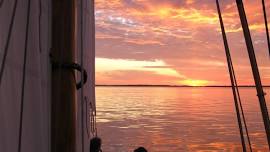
[
  {"x1": 262, "y1": 0, "x2": 270, "y2": 57},
  {"x1": 236, "y1": 0, "x2": 270, "y2": 149},
  {"x1": 18, "y1": 0, "x2": 31, "y2": 151},
  {"x1": 220, "y1": 5, "x2": 252, "y2": 152},
  {"x1": 216, "y1": 0, "x2": 247, "y2": 151},
  {"x1": 229, "y1": 60, "x2": 253, "y2": 151},
  {"x1": 80, "y1": 0, "x2": 85, "y2": 151},
  {"x1": 0, "y1": 0, "x2": 19, "y2": 85},
  {"x1": 229, "y1": 57, "x2": 253, "y2": 152}
]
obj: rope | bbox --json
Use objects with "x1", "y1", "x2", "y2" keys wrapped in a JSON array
[
  {"x1": 0, "y1": 0, "x2": 18, "y2": 85},
  {"x1": 236, "y1": 0, "x2": 270, "y2": 149},
  {"x1": 221, "y1": 5, "x2": 252, "y2": 146},
  {"x1": 262, "y1": 0, "x2": 270, "y2": 57},
  {"x1": 216, "y1": 1, "x2": 249, "y2": 151},
  {"x1": 229, "y1": 56, "x2": 253, "y2": 152},
  {"x1": 18, "y1": 0, "x2": 31, "y2": 151},
  {"x1": 51, "y1": 61, "x2": 88, "y2": 89}
]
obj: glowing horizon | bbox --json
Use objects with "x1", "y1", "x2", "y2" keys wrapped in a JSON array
[{"x1": 95, "y1": 0, "x2": 270, "y2": 86}]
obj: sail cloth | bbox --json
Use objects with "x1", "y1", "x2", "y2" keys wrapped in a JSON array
[
  {"x1": 0, "y1": 0, "x2": 96, "y2": 151},
  {"x1": 76, "y1": 0, "x2": 96, "y2": 152},
  {"x1": 0, "y1": 0, "x2": 51, "y2": 152}
]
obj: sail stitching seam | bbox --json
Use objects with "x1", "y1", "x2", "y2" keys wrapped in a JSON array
[{"x1": 18, "y1": 0, "x2": 31, "y2": 151}]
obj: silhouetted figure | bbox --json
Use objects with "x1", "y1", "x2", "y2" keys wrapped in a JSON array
[
  {"x1": 134, "y1": 147, "x2": 148, "y2": 152},
  {"x1": 90, "y1": 137, "x2": 102, "y2": 152}
]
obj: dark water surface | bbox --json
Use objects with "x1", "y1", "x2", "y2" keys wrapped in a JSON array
[{"x1": 96, "y1": 87, "x2": 270, "y2": 151}]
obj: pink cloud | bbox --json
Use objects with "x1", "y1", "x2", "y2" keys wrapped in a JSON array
[{"x1": 95, "y1": 0, "x2": 270, "y2": 85}]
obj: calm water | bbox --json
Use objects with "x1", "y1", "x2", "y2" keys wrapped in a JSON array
[{"x1": 96, "y1": 87, "x2": 270, "y2": 152}]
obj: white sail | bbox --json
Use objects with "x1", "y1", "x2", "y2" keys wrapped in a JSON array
[
  {"x1": 0, "y1": 0, "x2": 96, "y2": 151},
  {"x1": 0, "y1": 0, "x2": 51, "y2": 151}
]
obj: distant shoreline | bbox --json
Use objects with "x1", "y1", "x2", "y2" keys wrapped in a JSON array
[{"x1": 96, "y1": 85, "x2": 270, "y2": 88}]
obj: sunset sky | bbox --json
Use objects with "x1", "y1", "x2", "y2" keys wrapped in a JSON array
[{"x1": 95, "y1": 0, "x2": 270, "y2": 86}]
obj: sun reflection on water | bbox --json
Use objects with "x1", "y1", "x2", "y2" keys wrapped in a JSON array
[{"x1": 96, "y1": 87, "x2": 270, "y2": 151}]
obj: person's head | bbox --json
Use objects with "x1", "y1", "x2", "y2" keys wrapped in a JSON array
[
  {"x1": 90, "y1": 137, "x2": 102, "y2": 152},
  {"x1": 134, "y1": 147, "x2": 148, "y2": 152}
]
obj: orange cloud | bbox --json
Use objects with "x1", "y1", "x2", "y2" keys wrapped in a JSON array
[
  {"x1": 124, "y1": 39, "x2": 165, "y2": 46},
  {"x1": 96, "y1": 58, "x2": 185, "y2": 78},
  {"x1": 95, "y1": 0, "x2": 270, "y2": 85}
]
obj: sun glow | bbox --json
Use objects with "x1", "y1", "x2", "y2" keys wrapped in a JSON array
[
  {"x1": 180, "y1": 79, "x2": 210, "y2": 86},
  {"x1": 157, "y1": 8, "x2": 171, "y2": 18}
]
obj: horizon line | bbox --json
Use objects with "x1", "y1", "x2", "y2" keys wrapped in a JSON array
[{"x1": 95, "y1": 84, "x2": 270, "y2": 87}]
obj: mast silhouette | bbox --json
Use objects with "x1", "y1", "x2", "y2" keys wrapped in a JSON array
[
  {"x1": 236, "y1": 0, "x2": 270, "y2": 149},
  {"x1": 262, "y1": 0, "x2": 270, "y2": 57}
]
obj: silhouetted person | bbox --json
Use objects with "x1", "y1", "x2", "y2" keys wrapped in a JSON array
[
  {"x1": 90, "y1": 137, "x2": 102, "y2": 152},
  {"x1": 134, "y1": 147, "x2": 148, "y2": 152}
]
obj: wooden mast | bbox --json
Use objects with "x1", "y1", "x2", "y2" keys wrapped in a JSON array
[
  {"x1": 236, "y1": 0, "x2": 270, "y2": 149},
  {"x1": 51, "y1": 0, "x2": 76, "y2": 152}
]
